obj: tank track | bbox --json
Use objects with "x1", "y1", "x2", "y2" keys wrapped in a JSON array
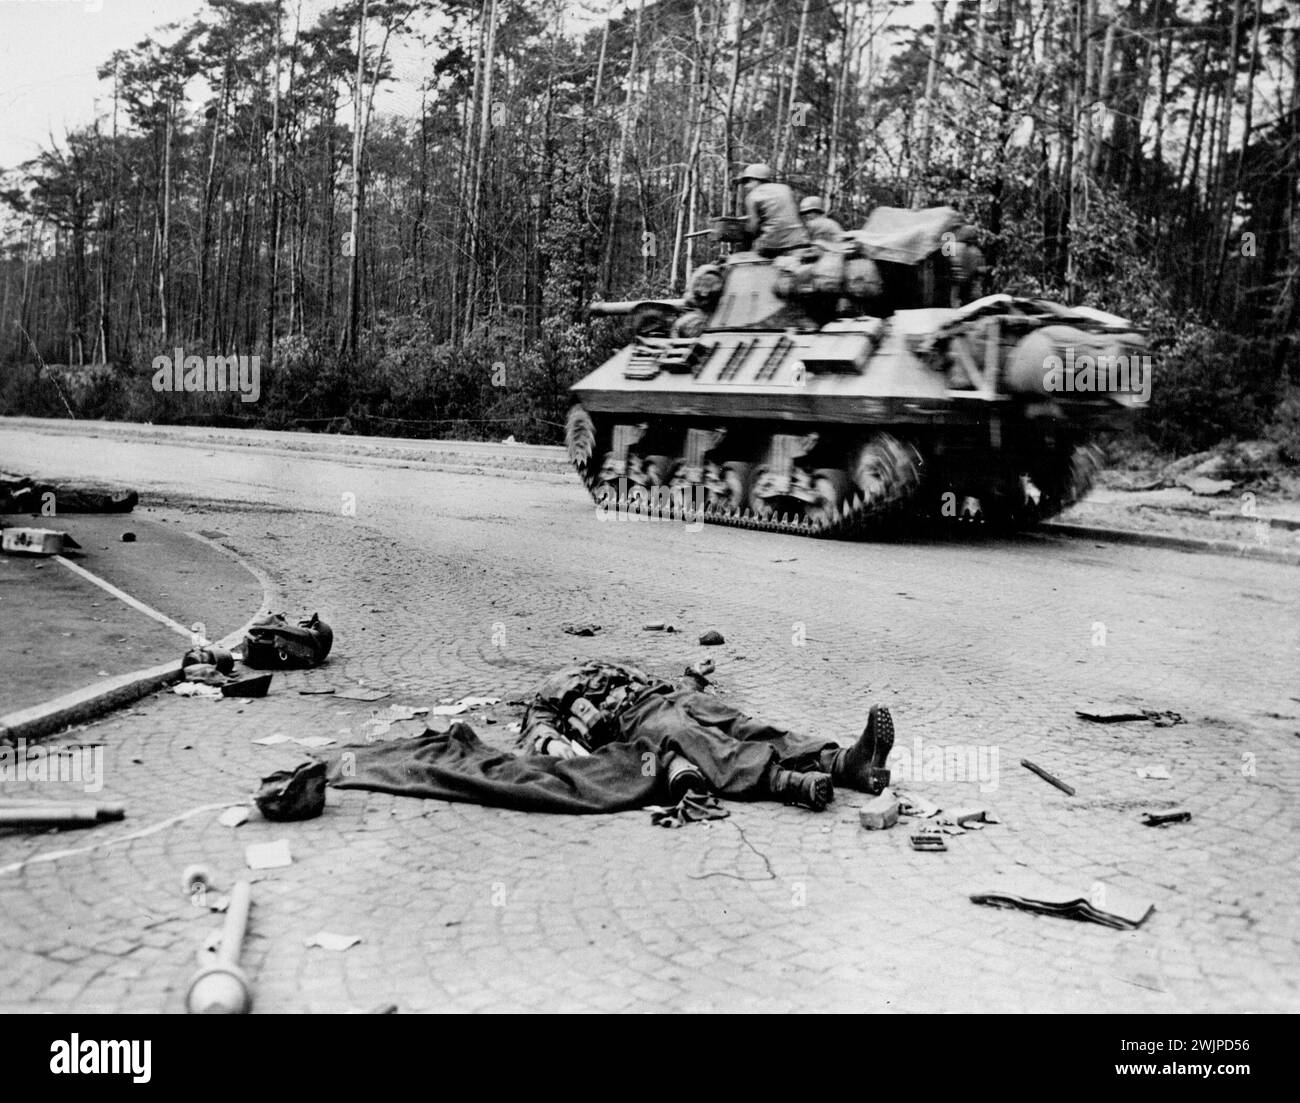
[{"x1": 565, "y1": 408, "x2": 923, "y2": 539}]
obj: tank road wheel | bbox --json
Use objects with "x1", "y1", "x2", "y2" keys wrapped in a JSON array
[
  {"x1": 643, "y1": 454, "x2": 677, "y2": 488},
  {"x1": 1035, "y1": 443, "x2": 1103, "y2": 521},
  {"x1": 706, "y1": 461, "x2": 753, "y2": 514},
  {"x1": 849, "y1": 433, "x2": 923, "y2": 524},
  {"x1": 624, "y1": 480, "x2": 656, "y2": 514},
  {"x1": 806, "y1": 469, "x2": 852, "y2": 534}
]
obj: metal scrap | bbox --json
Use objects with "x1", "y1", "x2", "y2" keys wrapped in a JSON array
[{"x1": 1020, "y1": 758, "x2": 1076, "y2": 796}]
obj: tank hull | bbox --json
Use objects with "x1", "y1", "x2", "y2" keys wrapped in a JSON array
[{"x1": 568, "y1": 247, "x2": 1145, "y2": 537}]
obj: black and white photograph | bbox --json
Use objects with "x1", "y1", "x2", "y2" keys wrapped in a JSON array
[{"x1": 0, "y1": 0, "x2": 1294, "y2": 1058}]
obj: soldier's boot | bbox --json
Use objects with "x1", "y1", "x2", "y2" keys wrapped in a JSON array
[
  {"x1": 765, "y1": 765, "x2": 833, "y2": 811},
  {"x1": 822, "y1": 705, "x2": 895, "y2": 795}
]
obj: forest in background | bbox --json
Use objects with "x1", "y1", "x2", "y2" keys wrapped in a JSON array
[{"x1": 1, "y1": 0, "x2": 1297, "y2": 457}]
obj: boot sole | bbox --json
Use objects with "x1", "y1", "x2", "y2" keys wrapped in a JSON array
[
  {"x1": 805, "y1": 775, "x2": 833, "y2": 811},
  {"x1": 869, "y1": 706, "x2": 895, "y2": 769}
]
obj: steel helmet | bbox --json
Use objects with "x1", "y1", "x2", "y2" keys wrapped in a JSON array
[
  {"x1": 739, "y1": 162, "x2": 773, "y2": 183},
  {"x1": 799, "y1": 196, "x2": 826, "y2": 215}
]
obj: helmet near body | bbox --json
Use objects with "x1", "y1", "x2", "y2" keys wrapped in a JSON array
[
  {"x1": 799, "y1": 196, "x2": 826, "y2": 216},
  {"x1": 739, "y1": 162, "x2": 773, "y2": 184}
]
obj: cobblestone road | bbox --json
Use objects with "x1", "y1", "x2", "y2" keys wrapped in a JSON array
[{"x1": 2, "y1": 422, "x2": 1298, "y2": 1012}]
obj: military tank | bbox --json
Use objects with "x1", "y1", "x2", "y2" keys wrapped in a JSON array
[{"x1": 565, "y1": 206, "x2": 1147, "y2": 537}]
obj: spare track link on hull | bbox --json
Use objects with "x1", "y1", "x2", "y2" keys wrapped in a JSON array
[{"x1": 565, "y1": 407, "x2": 922, "y2": 539}]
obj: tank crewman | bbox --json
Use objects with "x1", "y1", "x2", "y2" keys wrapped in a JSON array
[
  {"x1": 739, "y1": 163, "x2": 810, "y2": 256},
  {"x1": 798, "y1": 196, "x2": 845, "y2": 244}
]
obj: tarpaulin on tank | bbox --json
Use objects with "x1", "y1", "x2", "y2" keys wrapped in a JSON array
[{"x1": 852, "y1": 206, "x2": 963, "y2": 265}]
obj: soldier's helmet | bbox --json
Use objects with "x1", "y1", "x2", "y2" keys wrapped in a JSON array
[
  {"x1": 739, "y1": 162, "x2": 773, "y2": 183},
  {"x1": 799, "y1": 196, "x2": 826, "y2": 215}
]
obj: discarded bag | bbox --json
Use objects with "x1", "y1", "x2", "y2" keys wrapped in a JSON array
[
  {"x1": 254, "y1": 760, "x2": 327, "y2": 821},
  {"x1": 243, "y1": 613, "x2": 333, "y2": 669}
]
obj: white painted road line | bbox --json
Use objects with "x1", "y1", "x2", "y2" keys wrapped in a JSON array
[{"x1": 53, "y1": 555, "x2": 195, "y2": 640}]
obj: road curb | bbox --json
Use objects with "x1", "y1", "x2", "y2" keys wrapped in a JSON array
[
  {"x1": 1040, "y1": 520, "x2": 1300, "y2": 567},
  {"x1": 0, "y1": 531, "x2": 278, "y2": 745}
]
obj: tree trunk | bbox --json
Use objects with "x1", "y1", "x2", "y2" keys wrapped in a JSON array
[
  {"x1": 263, "y1": 1, "x2": 283, "y2": 359},
  {"x1": 670, "y1": 0, "x2": 704, "y2": 291},
  {"x1": 721, "y1": 0, "x2": 745, "y2": 214},
  {"x1": 913, "y1": 0, "x2": 946, "y2": 208},
  {"x1": 599, "y1": 0, "x2": 645, "y2": 295},
  {"x1": 1213, "y1": 0, "x2": 1254, "y2": 301},
  {"x1": 463, "y1": 0, "x2": 499, "y2": 337},
  {"x1": 344, "y1": 0, "x2": 368, "y2": 355},
  {"x1": 823, "y1": 0, "x2": 854, "y2": 205},
  {"x1": 777, "y1": 0, "x2": 811, "y2": 176},
  {"x1": 159, "y1": 91, "x2": 173, "y2": 341},
  {"x1": 1088, "y1": 9, "x2": 1117, "y2": 177}
]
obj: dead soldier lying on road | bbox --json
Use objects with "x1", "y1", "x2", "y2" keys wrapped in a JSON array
[{"x1": 329, "y1": 660, "x2": 895, "y2": 815}]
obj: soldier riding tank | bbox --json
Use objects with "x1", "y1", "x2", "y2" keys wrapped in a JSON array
[{"x1": 564, "y1": 206, "x2": 1148, "y2": 537}]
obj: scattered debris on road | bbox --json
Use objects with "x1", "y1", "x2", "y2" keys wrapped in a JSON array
[
  {"x1": 1075, "y1": 703, "x2": 1148, "y2": 722},
  {"x1": 181, "y1": 864, "x2": 214, "y2": 895},
  {"x1": 1142, "y1": 808, "x2": 1191, "y2": 826},
  {"x1": 648, "y1": 793, "x2": 729, "y2": 828},
  {"x1": 1076, "y1": 704, "x2": 1185, "y2": 727},
  {"x1": 218, "y1": 806, "x2": 250, "y2": 828},
  {"x1": 245, "y1": 839, "x2": 293, "y2": 870},
  {"x1": 909, "y1": 828, "x2": 947, "y2": 851},
  {"x1": 183, "y1": 646, "x2": 235, "y2": 675},
  {"x1": 333, "y1": 686, "x2": 388, "y2": 702},
  {"x1": 698, "y1": 630, "x2": 725, "y2": 646},
  {"x1": 186, "y1": 880, "x2": 254, "y2": 1014},
  {"x1": 1020, "y1": 758, "x2": 1076, "y2": 795},
  {"x1": 937, "y1": 807, "x2": 998, "y2": 830},
  {"x1": 970, "y1": 876, "x2": 1154, "y2": 929},
  {"x1": 897, "y1": 792, "x2": 941, "y2": 818},
  {"x1": 858, "y1": 792, "x2": 900, "y2": 830},
  {"x1": 562, "y1": 622, "x2": 601, "y2": 636},
  {"x1": 174, "y1": 683, "x2": 224, "y2": 700},
  {"x1": 1136, "y1": 765, "x2": 1172, "y2": 780},
  {"x1": 221, "y1": 674, "x2": 273, "y2": 698},
  {"x1": 1, "y1": 527, "x2": 81, "y2": 556},
  {"x1": 684, "y1": 659, "x2": 714, "y2": 686},
  {"x1": 0, "y1": 801, "x2": 125, "y2": 829},
  {"x1": 305, "y1": 931, "x2": 361, "y2": 952}
]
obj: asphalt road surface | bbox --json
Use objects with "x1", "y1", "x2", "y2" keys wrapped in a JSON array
[{"x1": 2, "y1": 418, "x2": 1297, "y2": 1013}]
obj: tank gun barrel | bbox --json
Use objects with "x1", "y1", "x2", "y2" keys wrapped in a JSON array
[{"x1": 587, "y1": 298, "x2": 686, "y2": 317}]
